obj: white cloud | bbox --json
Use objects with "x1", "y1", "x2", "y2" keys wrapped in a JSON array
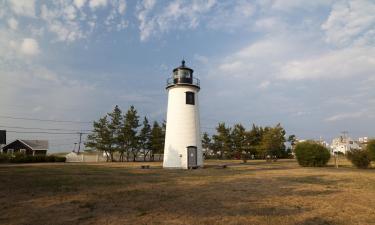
[
  {"x1": 321, "y1": 0, "x2": 375, "y2": 47},
  {"x1": 64, "y1": 5, "x2": 77, "y2": 20},
  {"x1": 74, "y1": 0, "x2": 87, "y2": 9},
  {"x1": 89, "y1": 0, "x2": 108, "y2": 10},
  {"x1": 136, "y1": 0, "x2": 216, "y2": 41},
  {"x1": 258, "y1": 80, "x2": 270, "y2": 89},
  {"x1": 118, "y1": 0, "x2": 126, "y2": 14},
  {"x1": 279, "y1": 47, "x2": 375, "y2": 80},
  {"x1": 7, "y1": 18, "x2": 18, "y2": 30},
  {"x1": 271, "y1": 0, "x2": 333, "y2": 12},
  {"x1": 20, "y1": 38, "x2": 40, "y2": 55},
  {"x1": 136, "y1": 0, "x2": 157, "y2": 41},
  {"x1": 207, "y1": 0, "x2": 255, "y2": 30},
  {"x1": 7, "y1": 0, "x2": 35, "y2": 17},
  {"x1": 325, "y1": 111, "x2": 367, "y2": 122}
]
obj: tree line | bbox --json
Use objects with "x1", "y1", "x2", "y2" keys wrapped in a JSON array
[
  {"x1": 202, "y1": 123, "x2": 295, "y2": 160},
  {"x1": 85, "y1": 105, "x2": 165, "y2": 162}
]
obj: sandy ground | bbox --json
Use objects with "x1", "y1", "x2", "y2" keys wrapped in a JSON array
[{"x1": 0, "y1": 159, "x2": 375, "y2": 225}]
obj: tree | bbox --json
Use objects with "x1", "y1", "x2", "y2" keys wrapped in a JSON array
[
  {"x1": 151, "y1": 121, "x2": 164, "y2": 161},
  {"x1": 245, "y1": 124, "x2": 264, "y2": 158},
  {"x1": 120, "y1": 105, "x2": 140, "y2": 162},
  {"x1": 259, "y1": 124, "x2": 286, "y2": 158},
  {"x1": 287, "y1": 134, "x2": 297, "y2": 151},
  {"x1": 231, "y1": 124, "x2": 246, "y2": 160},
  {"x1": 202, "y1": 132, "x2": 212, "y2": 158},
  {"x1": 139, "y1": 117, "x2": 152, "y2": 161},
  {"x1": 107, "y1": 105, "x2": 123, "y2": 159},
  {"x1": 366, "y1": 139, "x2": 375, "y2": 161},
  {"x1": 86, "y1": 116, "x2": 113, "y2": 161},
  {"x1": 212, "y1": 123, "x2": 232, "y2": 159}
]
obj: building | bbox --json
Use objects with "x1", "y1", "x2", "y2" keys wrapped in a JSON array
[
  {"x1": 163, "y1": 60, "x2": 203, "y2": 169},
  {"x1": 2, "y1": 139, "x2": 48, "y2": 156},
  {"x1": 331, "y1": 136, "x2": 360, "y2": 154}
]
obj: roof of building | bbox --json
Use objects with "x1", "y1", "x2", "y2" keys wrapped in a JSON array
[
  {"x1": 173, "y1": 60, "x2": 194, "y2": 73},
  {"x1": 21, "y1": 140, "x2": 48, "y2": 150},
  {"x1": 2, "y1": 139, "x2": 49, "y2": 150}
]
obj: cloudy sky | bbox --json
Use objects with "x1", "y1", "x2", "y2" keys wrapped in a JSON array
[{"x1": 0, "y1": 0, "x2": 374, "y2": 151}]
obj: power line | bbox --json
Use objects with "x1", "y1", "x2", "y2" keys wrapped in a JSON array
[
  {"x1": 0, "y1": 125, "x2": 91, "y2": 132},
  {"x1": 0, "y1": 115, "x2": 92, "y2": 124},
  {"x1": 6, "y1": 130, "x2": 90, "y2": 135}
]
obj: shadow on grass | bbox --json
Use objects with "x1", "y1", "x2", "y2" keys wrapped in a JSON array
[{"x1": 297, "y1": 216, "x2": 340, "y2": 225}]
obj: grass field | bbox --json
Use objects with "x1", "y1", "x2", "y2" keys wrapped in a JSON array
[{"x1": 1, "y1": 159, "x2": 375, "y2": 225}]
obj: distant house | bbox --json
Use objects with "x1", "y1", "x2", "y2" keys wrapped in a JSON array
[
  {"x1": 331, "y1": 136, "x2": 360, "y2": 154},
  {"x1": 2, "y1": 140, "x2": 48, "y2": 156}
]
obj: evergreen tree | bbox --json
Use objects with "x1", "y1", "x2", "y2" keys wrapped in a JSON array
[
  {"x1": 246, "y1": 124, "x2": 264, "y2": 157},
  {"x1": 231, "y1": 123, "x2": 246, "y2": 160},
  {"x1": 107, "y1": 105, "x2": 123, "y2": 158},
  {"x1": 202, "y1": 132, "x2": 212, "y2": 158},
  {"x1": 259, "y1": 123, "x2": 286, "y2": 158},
  {"x1": 151, "y1": 121, "x2": 164, "y2": 161},
  {"x1": 120, "y1": 105, "x2": 140, "y2": 161},
  {"x1": 139, "y1": 117, "x2": 152, "y2": 161},
  {"x1": 85, "y1": 116, "x2": 113, "y2": 161},
  {"x1": 212, "y1": 123, "x2": 232, "y2": 159},
  {"x1": 287, "y1": 134, "x2": 297, "y2": 151}
]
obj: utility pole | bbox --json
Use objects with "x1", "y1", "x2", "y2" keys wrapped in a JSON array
[{"x1": 77, "y1": 132, "x2": 83, "y2": 154}]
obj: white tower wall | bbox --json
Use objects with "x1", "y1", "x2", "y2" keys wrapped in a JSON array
[{"x1": 163, "y1": 85, "x2": 203, "y2": 169}]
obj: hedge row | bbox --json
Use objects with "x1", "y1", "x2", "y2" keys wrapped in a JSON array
[{"x1": 0, "y1": 154, "x2": 66, "y2": 163}]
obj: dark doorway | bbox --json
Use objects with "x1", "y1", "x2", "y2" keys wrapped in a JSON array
[{"x1": 187, "y1": 146, "x2": 197, "y2": 168}]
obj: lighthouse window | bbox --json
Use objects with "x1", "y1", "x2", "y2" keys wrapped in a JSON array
[
  {"x1": 186, "y1": 92, "x2": 195, "y2": 105},
  {"x1": 179, "y1": 70, "x2": 191, "y2": 78}
]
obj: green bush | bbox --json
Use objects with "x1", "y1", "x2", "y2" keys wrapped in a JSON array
[
  {"x1": 6, "y1": 154, "x2": 66, "y2": 163},
  {"x1": 367, "y1": 139, "x2": 375, "y2": 161},
  {"x1": 294, "y1": 141, "x2": 331, "y2": 167},
  {"x1": 54, "y1": 156, "x2": 67, "y2": 162},
  {"x1": 0, "y1": 154, "x2": 10, "y2": 163},
  {"x1": 347, "y1": 149, "x2": 371, "y2": 169}
]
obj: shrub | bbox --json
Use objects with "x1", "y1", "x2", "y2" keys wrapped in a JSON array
[
  {"x1": 347, "y1": 149, "x2": 371, "y2": 169},
  {"x1": 294, "y1": 141, "x2": 331, "y2": 167},
  {"x1": 0, "y1": 154, "x2": 10, "y2": 163},
  {"x1": 54, "y1": 156, "x2": 66, "y2": 162},
  {"x1": 46, "y1": 155, "x2": 56, "y2": 162},
  {"x1": 367, "y1": 139, "x2": 375, "y2": 161}
]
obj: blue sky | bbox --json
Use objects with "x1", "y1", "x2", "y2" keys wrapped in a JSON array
[{"x1": 0, "y1": 0, "x2": 374, "y2": 151}]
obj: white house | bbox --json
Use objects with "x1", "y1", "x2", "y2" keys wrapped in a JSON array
[{"x1": 331, "y1": 136, "x2": 361, "y2": 154}]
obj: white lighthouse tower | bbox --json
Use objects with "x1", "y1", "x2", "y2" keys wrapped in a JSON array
[{"x1": 163, "y1": 60, "x2": 203, "y2": 169}]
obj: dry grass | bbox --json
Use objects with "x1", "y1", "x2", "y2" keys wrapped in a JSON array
[{"x1": 0, "y1": 159, "x2": 375, "y2": 225}]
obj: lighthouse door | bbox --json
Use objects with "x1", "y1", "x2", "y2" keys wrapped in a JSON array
[{"x1": 187, "y1": 146, "x2": 197, "y2": 168}]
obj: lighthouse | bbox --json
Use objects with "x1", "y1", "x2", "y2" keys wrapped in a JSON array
[{"x1": 163, "y1": 60, "x2": 203, "y2": 169}]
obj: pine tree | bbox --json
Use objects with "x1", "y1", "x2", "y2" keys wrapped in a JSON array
[
  {"x1": 246, "y1": 124, "x2": 264, "y2": 157},
  {"x1": 212, "y1": 123, "x2": 232, "y2": 159},
  {"x1": 139, "y1": 117, "x2": 152, "y2": 161},
  {"x1": 120, "y1": 105, "x2": 140, "y2": 162},
  {"x1": 231, "y1": 123, "x2": 246, "y2": 160},
  {"x1": 202, "y1": 132, "x2": 212, "y2": 158},
  {"x1": 107, "y1": 105, "x2": 123, "y2": 159},
  {"x1": 85, "y1": 116, "x2": 113, "y2": 161},
  {"x1": 151, "y1": 121, "x2": 164, "y2": 161},
  {"x1": 259, "y1": 123, "x2": 286, "y2": 158}
]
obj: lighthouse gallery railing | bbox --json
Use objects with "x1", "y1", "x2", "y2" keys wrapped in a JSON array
[{"x1": 166, "y1": 77, "x2": 200, "y2": 87}]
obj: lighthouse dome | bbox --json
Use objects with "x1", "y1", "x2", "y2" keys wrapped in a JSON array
[{"x1": 167, "y1": 60, "x2": 200, "y2": 89}]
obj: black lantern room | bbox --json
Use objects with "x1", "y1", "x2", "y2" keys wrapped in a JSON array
[{"x1": 166, "y1": 60, "x2": 200, "y2": 89}]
